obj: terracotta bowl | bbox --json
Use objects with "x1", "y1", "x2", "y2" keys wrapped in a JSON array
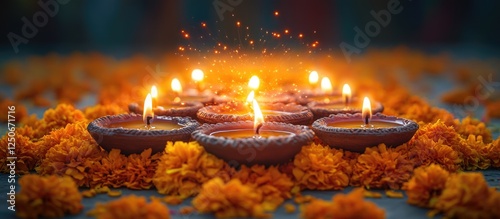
[
  {"x1": 192, "y1": 121, "x2": 314, "y2": 166},
  {"x1": 128, "y1": 101, "x2": 203, "y2": 118},
  {"x1": 307, "y1": 99, "x2": 384, "y2": 120},
  {"x1": 197, "y1": 102, "x2": 314, "y2": 125},
  {"x1": 87, "y1": 114, "x2": 199, "y2": 155},
  {"x1": 312, "y1": 113, "x2": 419, "y2": 153},
  {"x1": 295, "y1": 92, "x2": 341, "y2": 105}
]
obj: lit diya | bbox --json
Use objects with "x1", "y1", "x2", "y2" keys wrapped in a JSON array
[
  {"x1": 312, "y1": 97, "x2": 419, "y2": 152},
  {"x1": 170, "y1": 78, "x2": 214, "y2": 105},
  {"x1": 307, "y1": 84, "x2": 383, "y2": 120},
  {"x1": 192, "y1": 100, "x2": 314, "y2": 166},
  {"x1": 128, "y1": 86, "x2": 203, "y2": 118},
  {"x1": 197, "y1": 97, "x2": 313, "y2": 125},
  {"x1": 88, "y1": 94, "x2": 199, "y2": 154},
  {"x1": 247, "y1": 75, "x2": 295, "y2": 104},
  {"x1": 296, "y1": 76, "x2": 341, "y2": 105}
]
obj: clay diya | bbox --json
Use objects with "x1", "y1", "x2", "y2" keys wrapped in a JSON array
[
  {"x1": 128, "y1": 101, "x2": 203, "y2": 118},
  {"x1": 197, "y1": 101, "x2": 313, "y2": 125},
  {"x1": 312, "y1": 97, "x2": 418, "y2": 152},
  {"x1": 307, "y1": 84, "x2": 384, "y2": 120},
  {"x1": 171, "y1": 78, "x2": 214, "y2": 105},
  {"x1": 192, "y1": 100, "x2": 314, "y2": 166},
  {"x1": 88, "y1": 94, "x2": 199, "y2": 154},
  {"x1": 296, "y1": 76, "x2": 340, "y2": 105}
]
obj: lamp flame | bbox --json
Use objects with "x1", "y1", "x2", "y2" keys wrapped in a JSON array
[
  {"x1": 191, "y1": 69, "x2": 204, "y2": 82},
  {"x1": 253, "y1": 99, "x2": 264, "y2": 135},
  {"x1": 246, "y1": 91, "x2": 255, "y2": 104},
  {"x1": 248, "y1": 75, "x2": 260, "y2": 90},
  {"x1": 309, "y1": 71, "x2": 319, "y2": 85},
  {"x1": 171, "y1": 78, "x2": 182, "y2": 93},
  {"x1": 342, "y1": 84, "x2": 351, "y2": 106},
  {"x1": 320, "y1": 77, "x2": 332, "y2": 94},
  {"x1": 362, "y1": 97, "x2": 372, "y2": 125},
  {"x1": 151, "y1": 86, "x2": 158, "y2": 99},
  {"x1": 143, "y1": 94, "x2": 154, "y2": 126}
]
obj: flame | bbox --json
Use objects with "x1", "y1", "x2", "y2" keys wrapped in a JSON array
[
  {"x1": 171, "y1": 78, "x2": 182, "y2": 93},
  {"x1": 248, "y1": 75, "x2": 260, "y2": 90},
  {"x1": 342, "y1": 84, "x2": 351, "y2": 105},
  {"x1": 362, "y1": 97, "x2": 372, "y2": 125},
  {"x1": 309, "y1": 71, "x2": 319, "y2": 85},
  {"x1": 246, "y1": 91, "x2": 255, "y2": 104},
  {"x1": 191, "y1": 69, "x2": 204, "y2": 82},
  {"x1": 253, "y1": 99, "x2": 264, "y2": 133},
  {"x1": 151, "y1": 86, "x2": 158, "y2": 99},
  {"x1": 143, "y1": 94, "x2": 154, "y2": 125},
  {"x1": 320, "y1": 77, "x2": 332, "y2": 93}
]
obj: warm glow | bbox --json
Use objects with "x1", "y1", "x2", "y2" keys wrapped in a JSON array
[
  {"x1": 191, "y1": 69, "x2": 204, "y2": 82},
  {"x1": 171, "y1": 78, "x2": 182, "y2": 93},
  {"x1": 246, "y1": 90, "x2": 255, "y2": 103},
  {"x1": 143, "y1": 94, "x2": 154, "y2": 125},
  {"x1": 320, "y1": 77, "x2": 332, "y2": 93},
  {"x1": 151, "y1": 86, "x2": 158, "y2": 99},
  {"x1": 253, "y1": 99, "x2": 264, "y2": 133},
  {"x1": 362, "y1": 97, "x2": 372, "y2": 125},
  {"x1": 342, "y1": 84, "x2": 351, "y2": 105},
  {"x1": 248, "y1": 75, "x2": 260, "y2": 90},
  {"x1": 309, "y1": 71, "x2": 319, "y2": 85}
]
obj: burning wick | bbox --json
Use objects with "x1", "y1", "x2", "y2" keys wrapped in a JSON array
[
  {"x1": 252, "y1": 99, "x2": 264, "y2": 136},
  {"x1": 361, "y1": 97, "x2": 372, "y2": 127},
  {"x1": 143, "y1": 94, "x2": 154, "y2": 130},
  {"x1": 255, "y1": 123, "x2": 263, "y2": 135},
  {"x1": 342, "y1": 84, "x2": 351, "y2": 108},
  {"x1": 146, "y1": 116, "x2": 153, "y2": 128}
]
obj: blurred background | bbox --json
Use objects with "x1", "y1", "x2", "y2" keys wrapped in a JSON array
[{"x1": 1, "y1": 0, "x2": 500, "y2": 57}]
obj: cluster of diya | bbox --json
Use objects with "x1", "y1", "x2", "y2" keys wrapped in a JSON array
[{"x1": 87, "y1": 71, "x2": 418, "y2": 166}]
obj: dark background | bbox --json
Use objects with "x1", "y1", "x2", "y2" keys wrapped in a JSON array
[{"x1": 1, "y1": 0, "x2": 500, "y2": 57}]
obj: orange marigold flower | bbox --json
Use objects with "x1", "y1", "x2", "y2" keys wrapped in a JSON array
[
  {"x1": 38, "y1": 103, "x2": 87, "y2": 135},
  {"x1": 292, "y1": 143, "x2": 351, "y2": 190},
  {"x1": 37, "y1": 134, "x2": 104, "y2": 187},
  {"x1": 459, "y1": 135, "x2": 490, "y2": 170},
  {"x1": 413, "y1": 120, "x2": 462, "y2": 147},
  {"x1": 17, "y1": 174, "x2": 83, "y2": 219},
  {"x1": 301, "y1": 188, "x2": 385, "y2": 219},
  {"x1": 351, "y1": 144, "x2": 414, "y2": 190},
  {"x1": 37, "y1": 121, "x2": 93, "y2": 159},
  {"x1": 192, "y1": 178, "x2": 270, "y2": 219},
  {"x1": 487, "y1": 139, "x2": 500, "y2": 168},
  {"x1": 84, "y1": 104, "x2": 126, "y2": 121},
  {"x1": 434, "y1": 172, "x2": 500, "y2": 219},
  {"x1": 402, "y1": 136, "x2": 461, "y2": 172},
  {"x1": 87, "y1": 195, "x2": 170, "y2": 219},
  {"x1": 89, "y1": 149, "x2": 128, "y2": 188},
  {"x1": 404, "y1": 164, "x2": 450, "y2": 208},
  {"x1": 0, "y1": 134, "x2": 37, "y2": 174},
  {"x1": 153, "y1": 141, "x2": 232, "y2": 198},
  {"x1": 454, "y1": 116, "x2": 492, "y2": 143},
  {"x1": 124, "y1": 148, "x2": 161, "y2": 190},
  {"x1": 232, "y1": 165, "x2": 294, "y2": 211}
]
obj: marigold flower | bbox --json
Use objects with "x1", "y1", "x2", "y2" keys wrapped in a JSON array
[
  {"x1": 454, "y1": 116, "x2": 492, "y2": 143},
  {"x1": 192, "y1": 178, "x2": 270, "y2": 219},
  {"x1": 232, "y1": 165, "x2": 294, "y2": 211},
  {"x1": 292, "y1": 143, "x2": 351, "y2": 190},
  {"x1": 458, "y1": 135, "x2": 490, "y2": 170},
  {"x1": 434, "y1": 172, "x2": 500, "y2": 219},
  {"x1": 153, "y1": 141, "x2": 232, "y2": 198},
  {"x1": 487, "y1": 139, "x2": 500, "y2": 168},
  {"x1": 351, "y1": 144, "x2": 414, "y2": 189},
  {"x1": 39, "y1": 103, "x2": 87, "y2": 135},
  {"x1": 87, "y1": 195, "x2": 170, "y2": 219},
  {"x1": 402, "y1": 136, "x2": 461, "y2": 172},
  {"x1": 404, "y1": 164, "x2": 450, "y2": 208},
  {"x1": 124, "y1": 149, "x2": 161, "y2": 190},
  {"x1": 0, "y1": 134, "x2": 37, "y2": 174},
  {"x1": 84, "y1": 104, "x2": 126, "y2": 121},
  {"x1": 88, "y1": 149, "x2": 128, "y2": 188},
  {"x1": 301, "y1": 188, "x2": 385, "y2": 219},
  {"x1": 16, "y1": 174, "x2": 83, "y2": 219}
]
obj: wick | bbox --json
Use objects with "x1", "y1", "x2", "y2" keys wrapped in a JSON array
[
  {"x1": 255, "y1": 123, "x2": 263, "y2": 135},
  {"x1": 364, "y1": 115, "x2": 370, "y2": 126},
  {"x1": 146, "y1": 116, "x2": 153, "y2": 129},
  {"x1": 345, "y1": 96, "x2": 349, "y2": 107}
]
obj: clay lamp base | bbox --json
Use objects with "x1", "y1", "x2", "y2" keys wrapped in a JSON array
[
  {"x1": 192, "y1": 121, "x2": 314, "y2": 166},
  {"x1": 312, "y1": 113, "x2": 419, "y2": 153},
  {"x1": 296, "y1": 92, "x2": 341, "y2": 105},
  {"x1": 128, "y1": 101, "x2": 203, "y2": 118},
  {"x1": 307, "y1": 98, "x2": 384, "y2": 120},
  {"x1": 87, "y1": 114, "x2": 199, "y2": 155},
  {"x1": 197, "y1": 102, "x2": 314, "y2": 125}
]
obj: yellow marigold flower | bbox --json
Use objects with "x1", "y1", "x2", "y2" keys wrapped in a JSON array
[
  {"x1": 301, "y1": 188, "x2": 385, "y2": 219},
  {"x1": 88, "y1": 195, "x2": 170, "y2": 219},
  {"x1": 192, "y1": 178, "x2": 270, "y2": 219},
  {"x1": 39, "y1": 103, "x2": 87, "y2": 135},
  {"x1": 17, "y1": 174, "x2": 83, "y2": 219},
  {"x1": 487, "y1": 139, "x2": 500, "y2": 168},
  {"x1": 404, "y1": 164, "x2": 450, "y2": 208},
  {"x1": 434, "y1": 172, "x2": 500, "y2": 219},
  {"x1": 403, "y1": 136, "x2": 461, "y2": 172},
  {"x1": 37, "y1": 121, "x2": 93, "y2": 160},
  {"x1": 459, "y1": 135, "x2": 490, "y2": 170},
  {"x1": 153, "y1": 141, "x2": 232, "y2": 198},
  {"x1": 292, "y1": 143, "x2": 351, "y2": 190},
  {"x1": 351, "y1": 144, "x2": 414, "y2": 189},
  {"x1": 84, "y1": 104, "x2": 126, "y2": 121},
  {"x1": 232, "y1": 165, "x2": 294, "y2": 211},
  {"x1": 37, "y1": 134, "x2": 104, "y2": 187},
  {"x1": 0, "y1": 134, "x2": 37, "y2": 174},
  {"x1": 454, "y1": 116, "x2": 492, "y2": 143}
]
